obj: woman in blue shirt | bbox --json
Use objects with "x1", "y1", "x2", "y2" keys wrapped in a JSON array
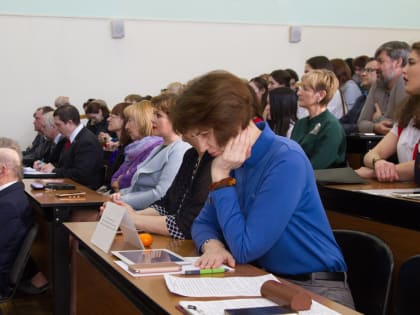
[{"x1": 170, "y1": 70, "x2": 354, "y2": 308}]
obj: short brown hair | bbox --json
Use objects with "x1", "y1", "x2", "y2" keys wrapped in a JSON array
[
  {"x1": 151, "y1": 93, "x2": 177, "y2": 115},
  {"x1": 300, "y1": 70, "x2": 339, "y2": 107},
  {"x1": 171, "y1": 71, "x2": 254, "y2": 146}
]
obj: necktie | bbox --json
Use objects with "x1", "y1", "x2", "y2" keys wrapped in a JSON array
[{"x1": 64, "y1": 139, "x2": 71, "y2": 151}]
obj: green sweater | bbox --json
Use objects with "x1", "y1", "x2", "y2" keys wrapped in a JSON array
[{"x1": 291, "y1": 110, "x2": 347, "y2": 169}]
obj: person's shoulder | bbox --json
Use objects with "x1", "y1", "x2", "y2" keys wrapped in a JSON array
[{"x1": 170, "y1": 139, "x2": 191, "y2": 151}]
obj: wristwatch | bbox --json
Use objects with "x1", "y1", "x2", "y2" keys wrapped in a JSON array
[{"x1": 372, "y1": 156, "x2": 382, "y2": 168}]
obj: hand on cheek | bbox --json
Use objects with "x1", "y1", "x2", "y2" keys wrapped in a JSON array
[{"x1": 211, "y1": 127, "x2": 251, "y2": 182}]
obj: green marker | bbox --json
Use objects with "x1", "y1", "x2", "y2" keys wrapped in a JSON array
[{"x1": 184, "y1": 268, "x2": 228, "y2": 275}]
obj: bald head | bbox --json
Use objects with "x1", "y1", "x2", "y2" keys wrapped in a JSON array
[
  {"x1": 0, "y1": 148, "x2": 22, "y2": 181},
  {"x1": 0, "y1": 137, "x2": 23, "y2": 181}
]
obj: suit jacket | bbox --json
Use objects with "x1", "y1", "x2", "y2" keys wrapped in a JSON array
[
  {"x1": 0, "y1": 181, "x2": 32, "y2": 295},
  {"x1": 55, "y1": 127, "x2": 104, "y2": 189},
  {"x1": 44, "y1": 136, "x2": 66, "y2": 165},
  {"x1": 22, "y1": 134, "x2": 49, "y2": 166}
]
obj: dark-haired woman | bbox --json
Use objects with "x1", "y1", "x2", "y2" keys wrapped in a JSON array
[{"x1": 267, "y1": 87, "x2": 297, "y2": 137}]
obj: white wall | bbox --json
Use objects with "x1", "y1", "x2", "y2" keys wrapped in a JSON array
[{"x1": 1, "y1": 14, "x2": 419, "y2": 148}]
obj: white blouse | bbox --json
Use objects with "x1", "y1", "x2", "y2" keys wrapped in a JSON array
[{"x1": 391, "y1": 119, "x2": 420, "y2": 162}]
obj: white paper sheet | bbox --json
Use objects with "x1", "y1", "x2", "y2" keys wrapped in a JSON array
[
  {"x1": 179, "y1": 298, "x2": 278, "y2": 314},
  {"x1": 178, "y1": 299, "x2": 341, "y2": 315},
  {"x1": 164, "y1": 273, "x2": 278, "y2": 297},
  {"x1": 357, "y1": 187, "x2": 420, "y2": 197},
  {"x1": 24, "y1": 166, "x2": 55, "y2": 175},
  {"x1": 91, "y1": 203, "x2": 128, "y2": 253}
]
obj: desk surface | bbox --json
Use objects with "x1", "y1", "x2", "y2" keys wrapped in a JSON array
[
  {"x1": 318, "y1": 180, "x2": 420, "y2": 230},
  {"x1": 24, "y1": 178, "x2": 109, "y2": 207},
  {"x1": 65, "y1": 222, "x2": 360, "y2": 315}
]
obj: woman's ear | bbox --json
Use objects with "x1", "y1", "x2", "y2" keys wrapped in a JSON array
[{"x1": 317, "y1": 90, "x2": 327, "y2": 103}]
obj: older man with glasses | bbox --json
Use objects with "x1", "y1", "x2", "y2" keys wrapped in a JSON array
[{"x1": 357, "y1": 41, "x2": 409, "y2": 135}]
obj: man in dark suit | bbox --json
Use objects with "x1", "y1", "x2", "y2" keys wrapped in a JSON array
[
  {"x1": 33, "y1": 111, "x2": 66, "y2": 169},
  {"x1": 39, "y1": 105, "x2": 104, "y2": 189},
  {"x1": 0, "y1": 138, "x2": 32, "y2": 296},
  {"x1": 22, "y1": 106, "x2": 54, "y2": 166}
]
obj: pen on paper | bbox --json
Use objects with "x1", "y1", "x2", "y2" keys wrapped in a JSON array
[{"x1": 183, "y1": 268, "x2": 229, "y2": 275}]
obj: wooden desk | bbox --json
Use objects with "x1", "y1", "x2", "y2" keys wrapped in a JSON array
[
  {"x1": 24, "y1": 179, "x2": 108, "y2": 315},
  {"x1": 318, "y1": 180, "x2": 420, "y2": 230},
  {"x1": 318, "y1": 180, "x2": 420, "y2": 313},
  {"x1": 65, "y1": 222, "x2": 360, "y2": 315}
]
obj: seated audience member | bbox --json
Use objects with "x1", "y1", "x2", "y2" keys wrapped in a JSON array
[
  {"x1": 304, "y1": 56, "x2": 346, "y2": 119},
  {"x1": 0, "y1": 137, "x2": 48, "y2": 296},
  {"x1": 267, "y1": 69, "x2": 291, "y2": 90},
  {"x1": 248, "y1": 76, "x2": 268, "y2": 110},
  {"x1": 54, "y1": 96, "x2": 70, "y2": 108},
  {"x1": 39, "y1": 105, "x2": 104, "y2": 189},
  {"x1": 247, "y1": 86, "x2": 264, "y2": 124},
  {"x1": 84, "y1": 99, "x2": 112, "y2": 137},
  {"x1": 124, "y1": 94, "x2": 143, "y2": 104},
  {"x1": 33, "y1": 111, "x2": 66, "y2": 168},
  {"x1": 162, "y1": 82, "x2": 185, "y2": 95},
  {"x1": 111, "y1": 93, "x2": 190, "y2": 209},
  {"x1": 105, "y1": 139, "x2": 212, "y2": 239},
  {"x1": 415, "y1": 146, "x2": 420, "y2": 185},
  {"x1": 266, "y1": 87, "x2": 298, "y2": 138},
  {"x1": 285, "y1": 68, "x2": 299, "y2": 92},
  {"x1": 358, "y1": 41, "x2": 409, "y2": 135},
  {"x1": 331, "y1": 58, "x2": 362, "y2": 111},
  {"x1": 170, "y1": 71, "x2": 354, "y2": 308},
  {"x1": 340, "y1": 58, "x2": 378, "y2": 134},
  {"x1": 97, "y1": 102, "x2": 132, "y2": 191},
  {"x1": 22, "y1": 106, "x2": 54, "y2": 166},
  {"x1": 291, "y1": 70, "x2": 347, "y2": 169},
  {"x1": 352, "y1": 55, "x2": 370, "y2": 87},
  {"x1": 356, "y1": 42, "x2": 420, "y2": 182},
  {"x1": 110, "y1": 101, "x2": 163, "y2": 192}
]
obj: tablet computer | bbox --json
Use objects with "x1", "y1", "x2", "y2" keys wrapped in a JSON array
[{"x1": 111, "y1": 249, "x2": 186, "y2": 265}]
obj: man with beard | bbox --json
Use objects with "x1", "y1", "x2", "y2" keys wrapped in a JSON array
[{"x1": 357, "y1": 41, "x2": 409, "y2": 135}]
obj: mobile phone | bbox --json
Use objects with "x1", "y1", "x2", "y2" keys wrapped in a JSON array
[
  {"x1": 55, "y1": 191, "x2": 86, "y2": 198},
  {"x1": 31, "y1": 182, "x2": 45, "y2": 190},
  {"x1": 45, "y1": 183, "x2": 76, "y2": 190},
  {"x1": 128, "y1": 262, "x2": 181, "y2": 274}
]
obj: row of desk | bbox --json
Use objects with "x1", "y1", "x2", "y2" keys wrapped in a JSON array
[
  {"x1": 24, "y1": 178, "x2": 108, "y2": 315},
  {"x1": 24, "y1": 178, "x2": 360, "y2": 315},
  {"x1": 319, "y1": 180, "x2": 420, "y2": 314},
  {"x1": 67, "y1": 222, "x2": 360, "y2": 315}
]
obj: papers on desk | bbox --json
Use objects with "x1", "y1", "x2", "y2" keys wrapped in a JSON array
[
  {"x1": 164, "y1": 273, "x2": 278, "y2": 297},
  {"x1": 178, "y1": 299, "x2": 340, "y2": 315},
  {"x1": 23, "y1": 167, "x2": 55, "y2": 176},
  {"x1": 357, "y1": 188, "x2": 420, "y2": 200}
]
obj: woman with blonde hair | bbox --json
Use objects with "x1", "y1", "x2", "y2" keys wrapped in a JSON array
[
  {"x1": 110, "y1": 100, "x2": 163, "y2": 191},
  {"x1": 291, "y1": 69, "x2": 347, "y2": 169},
  {"x1": 111, "y1": 93, "x2": 190, "y2": 209}
]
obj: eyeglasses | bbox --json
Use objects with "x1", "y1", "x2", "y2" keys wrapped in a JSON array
[
  {"x1": 190, "y1": 130, "x2": 209, "y2": 138},
  {"x1": 361, "y1": 68, "x2": 378, "y2": 73}
]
